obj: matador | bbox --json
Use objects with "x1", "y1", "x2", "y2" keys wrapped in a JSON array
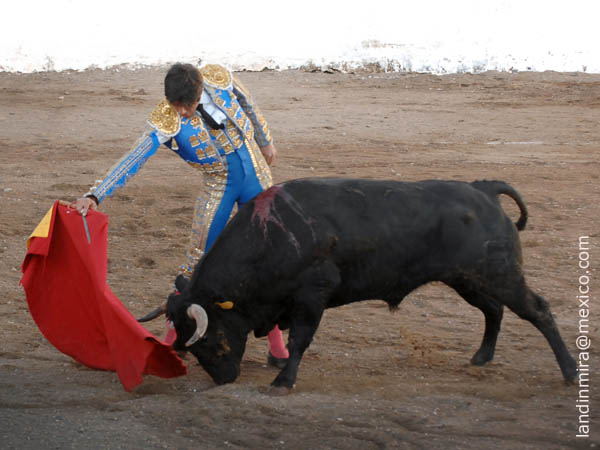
[{"x1": 71, "y1": 63, "x2": 289, "y2": 367}]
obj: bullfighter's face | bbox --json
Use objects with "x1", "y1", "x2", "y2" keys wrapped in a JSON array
[
  {"x1": 171, "y1": 100, "x2": 199, "y2": 119},
  {"x1": 167, "y1": 293, "x2": 244, "y2": 385}
]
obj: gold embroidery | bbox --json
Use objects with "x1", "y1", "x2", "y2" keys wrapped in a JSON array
[
  {"x1": 217, "y1": 133, "x2": 229, "y2": 146},
  {"x1": 227, "y1": 104, "x2": 240, "y2": 119},
  {"x1": 178, "y1": 172, "x2": 228, "y2": 277},
  {"x1": 214, "y1": 96, "x2": 228, "y2": 108},
  {"x1": 190, "y1": 116, "x2": 202, "y2": 128},
  {"x1": 245, "y1": 138, "x2": 273, "y2": 190},
  {"x1": 196, "y1": 146, "x2": 218, "y2": 160},
  {"x1": 200, "y1": 64, "x2": 232, "y2": 89},
  {"x1": 149, "y1": 99, "x2": 180, "y2": 136},
  {"x1": 209, "y1": 161, "x2": 224, "y2": 172},
  {"x1": 189, "y1": 129, "x2": 210, "y2": 149},
  {"x1": 205, "y1": 146, "x2": 217, "y2": 158},
  {"x1": 232, "y1": 75, "x2": 250, "y2": 97},
  {"x1": 188, "y1": 159, "x2": 227, "y2": 174}
]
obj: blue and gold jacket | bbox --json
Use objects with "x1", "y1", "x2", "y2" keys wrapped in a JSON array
[{"x1": 86, "y1": 64, "x2": 273, "y2": 203}]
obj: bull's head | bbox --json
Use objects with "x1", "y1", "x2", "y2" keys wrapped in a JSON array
[{"x1": 165, "y1": 292, "x2": 247, "y2": 385}]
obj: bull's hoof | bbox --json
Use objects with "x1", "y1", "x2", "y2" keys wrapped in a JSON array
[
  {"x1": 267, "y1": 385, "x2": 293, "y2": 396},
  {"x1": 470, "y1": 352, "x2": 493, "y2": 366},
  {"x1": 562, "y1": 359, "x2": 577, "y2": 385}
]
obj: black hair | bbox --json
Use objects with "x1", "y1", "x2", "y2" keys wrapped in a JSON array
[{"x1": 164, "y1": 63, "x2": 203, "y2": 105}]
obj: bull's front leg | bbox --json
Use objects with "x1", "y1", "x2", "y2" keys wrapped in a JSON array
[
  {"x1": 270, "y1": 264, "x2": 339, "y2": 391},
  {"x1": 270, "y1": 298, "x2": 324, "y2": 390}
]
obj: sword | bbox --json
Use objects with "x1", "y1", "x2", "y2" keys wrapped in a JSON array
[{"x1": 81, "y1": 210, "x2": 91, "y2": 243}]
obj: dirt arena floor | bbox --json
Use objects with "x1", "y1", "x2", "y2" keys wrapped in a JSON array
[{"x1": 1, "y1": 67, "x2": 599, "y2": 449}]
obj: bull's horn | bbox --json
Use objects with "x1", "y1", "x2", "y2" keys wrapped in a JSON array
[
  {"x1": 186, "y1": 304, "x2": 208, "y2": 347},
  {"x1": 137, "y1": 302, "x2": 166, "y2": 322}
]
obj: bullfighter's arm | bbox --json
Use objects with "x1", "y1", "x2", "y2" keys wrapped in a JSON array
[
  {"x1": 232, "y1": 76, "x2": 273, "y2": 148},
  {"x1": 84, "y1": 100, "x2": 179, "y2": 203},
  {"x1": 84, "y1": 126, "x2": 164, "y2": 204}
]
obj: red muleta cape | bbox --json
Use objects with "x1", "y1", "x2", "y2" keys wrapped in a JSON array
[{"x1": 20, "y1": 202, "x2": 187, "y2": 391}]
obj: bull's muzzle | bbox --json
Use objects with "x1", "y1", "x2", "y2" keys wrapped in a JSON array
[{"x1": 186, "y1": 304, "x2": 208, "y2": 347}]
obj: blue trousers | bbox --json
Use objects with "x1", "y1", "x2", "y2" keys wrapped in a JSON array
[
  {"x1": 180, "y1": 144, "x2": 264, "y2": 277},
  {"x1": 205, "y1": 147, "x2": 264, "y2": 249}
]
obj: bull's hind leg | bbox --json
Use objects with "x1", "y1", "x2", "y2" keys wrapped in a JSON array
[
  {"x1": 451, "y1": 282, "x2": 504, "y2": 366},
  {"x1": 501, "y1": 285, "x2": 577, "y2": 383},
  {"x1": 475, "y1": 270, "x2": 577, "y2": 383}
]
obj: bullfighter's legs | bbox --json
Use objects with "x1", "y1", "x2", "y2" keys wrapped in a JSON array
[
  {"x1": 178, "y1": 173, "x2": 229, "y2": 279},
  {"x1": 450, "y1": 282, "x2": 504, "y2": 366},
  {"x1": 174, "y1": 156, "x2": 287, "y2": 363},
  {"x1": 164, "y1": 174, "x2": 229, "y2": 344}
]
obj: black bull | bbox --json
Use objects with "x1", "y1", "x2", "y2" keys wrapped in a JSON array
[{"x1": 144, "y1": 178, "x2": 577, "y2": 389}]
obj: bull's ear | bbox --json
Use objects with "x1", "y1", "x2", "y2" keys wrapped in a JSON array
[
  {"x1": 174, "y1": 274, "x2": 190, "y2": 293},
  {"x1": 215, "y1": 301, "x2": 234, "y2": 310},
  {"x1": 165, "y1": 291, "x2": 186, "y2": 321}
]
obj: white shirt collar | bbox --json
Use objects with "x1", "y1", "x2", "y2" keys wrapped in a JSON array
[{"x1": 199, "y1": 90, "x2": 227, "y2": 125}]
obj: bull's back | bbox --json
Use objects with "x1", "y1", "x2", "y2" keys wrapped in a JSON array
[
  {"x1": 271, "y1": 178, "x2": 520, "y2": 300},
  {"x1": 218, "y1": 178, "x2": 521, "y2": 305}
]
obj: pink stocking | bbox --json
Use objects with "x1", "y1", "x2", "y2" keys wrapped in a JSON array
[
  {"x1": 164, "y1": 321, "x2": 177, "y2": 345},
  {"x1": 267, "y1": 325, "x2": 289, "y2": 358}
]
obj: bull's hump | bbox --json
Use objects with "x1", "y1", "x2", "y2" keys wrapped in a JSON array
[
  {"x1": 252, "y1": 185, "x2": 285, "y2": 229},
  {"x1": 250, "y1": 184, "x2": 317, "y2": 249}
]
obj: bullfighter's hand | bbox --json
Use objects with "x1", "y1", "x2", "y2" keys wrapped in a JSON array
[
  {"x1": 259, "y1": 143, "x2": 277, "y2": 166},
  {"x1": 69, "y1": 197, "x2": 98, "y2": 216}
]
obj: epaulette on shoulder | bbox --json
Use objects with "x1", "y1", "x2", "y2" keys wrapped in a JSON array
[
  {"x1": 200, "y1": 64, "x2": 233, "y2": 90},
  {"x1": 148, "y1": 99, "x2": 181, "y2": 136}
]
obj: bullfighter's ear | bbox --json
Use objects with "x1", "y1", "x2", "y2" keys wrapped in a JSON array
[{"x1": 215, "y1": 301, "x2": 234, "y2": 310}]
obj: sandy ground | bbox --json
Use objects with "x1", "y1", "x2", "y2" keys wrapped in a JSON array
[{"x1": 1, "y1": 67, "x2": 599, "y2": 449}]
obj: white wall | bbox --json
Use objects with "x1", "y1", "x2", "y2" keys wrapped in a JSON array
[{"x1": 2, "y1": 0, "x2": 599, "y2": 73}]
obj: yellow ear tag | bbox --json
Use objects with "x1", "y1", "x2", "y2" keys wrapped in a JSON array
[{"x1": 215, "y1": 301, "x2": 234, "y2": 310}]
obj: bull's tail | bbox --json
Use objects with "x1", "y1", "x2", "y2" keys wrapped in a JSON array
[{"x1": 471, "y1": 180, "x2": 528, "y2": 231}]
